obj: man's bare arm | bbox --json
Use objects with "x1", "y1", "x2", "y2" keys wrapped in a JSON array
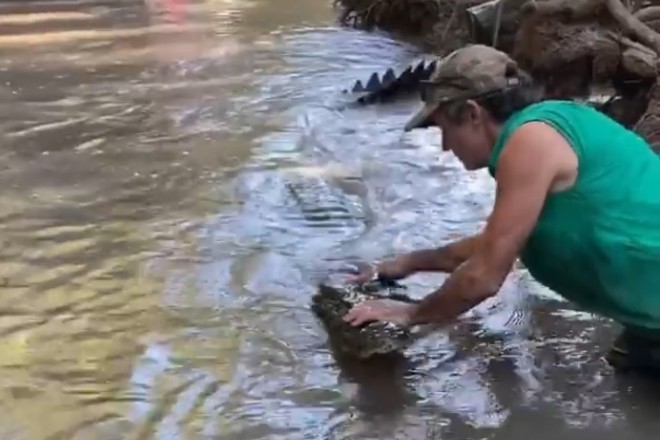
[
  {"x1": 402, "y1": 234, "x2": 481, "y2": 273},
  {"x1": 406, "y1": 122, "x2": 577, "y2": 325}
]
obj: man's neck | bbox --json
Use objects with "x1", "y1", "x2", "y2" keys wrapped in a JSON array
[{"x1": 485, "y1": 120, "x2": 503, "y2": 152}]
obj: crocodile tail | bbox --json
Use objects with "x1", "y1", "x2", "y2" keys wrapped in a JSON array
[{"x1": 344, "y1": 58, "x2": 438, "y2": 105}]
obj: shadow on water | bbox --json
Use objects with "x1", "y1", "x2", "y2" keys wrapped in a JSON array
[{"x1": 2, "y1": 0, "x2": 660, "y2": 439}]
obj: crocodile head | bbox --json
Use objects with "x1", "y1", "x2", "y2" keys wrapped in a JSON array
[{"x1": 311, "y1": 281, "x2": 420, "y2": 358}]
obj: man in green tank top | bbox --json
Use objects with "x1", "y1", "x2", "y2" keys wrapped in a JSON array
[{"x1": 343, "y1": 44, "x2": 660, "y2": 373}]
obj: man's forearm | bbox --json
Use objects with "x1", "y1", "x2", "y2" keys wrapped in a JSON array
[
  {"x1": 404, "y1": 234, "x2": 481, "y2": 273},
  {"x1": 407, "y1": 254, "x2": 502, "y2": 325}
]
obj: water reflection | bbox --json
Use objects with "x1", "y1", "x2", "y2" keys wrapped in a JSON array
[{"x1": 1, "y1": 0, "x2": 660, "y2": 439}]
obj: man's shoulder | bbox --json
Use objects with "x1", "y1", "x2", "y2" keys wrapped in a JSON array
[
  {"x1": 488, "y1": 101, "x2": 572, "y2": 159},
  {"x1": 497, "y1": 121, "x2": 579, "y2": 184}
]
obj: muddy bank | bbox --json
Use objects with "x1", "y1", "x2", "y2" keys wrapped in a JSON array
[{"x1": 333, "y1": 0, "x2": 660, "y2": 146}]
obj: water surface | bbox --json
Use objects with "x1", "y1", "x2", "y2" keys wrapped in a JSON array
[{"x1": 1, "y1": 0, "x2": 659, "y2": 439}]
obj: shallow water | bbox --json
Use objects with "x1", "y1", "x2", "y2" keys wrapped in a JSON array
[{"x1": 1, "y1": 1, "x2": 659, "y2": 439}]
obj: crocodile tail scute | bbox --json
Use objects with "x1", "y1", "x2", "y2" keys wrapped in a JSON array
[{"x1": 344, "y1": 58, "x2": 438, "y2": 105}]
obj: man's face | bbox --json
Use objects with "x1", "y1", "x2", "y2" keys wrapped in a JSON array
[{"x1": 429, "y1": 101, "x2": 492, "y2": 171}]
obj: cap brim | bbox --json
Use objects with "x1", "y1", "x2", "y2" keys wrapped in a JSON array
[{"x1": 403, "y1": 103, "x2": 436, "y2": 132}]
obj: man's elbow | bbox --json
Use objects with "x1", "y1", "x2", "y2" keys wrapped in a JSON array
[{"x1": 467, "y1": 274, "x2": 502, "y2": 302}]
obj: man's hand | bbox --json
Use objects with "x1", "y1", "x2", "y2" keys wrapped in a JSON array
[
  {"x1": 346, "y1": 256, "x2": 413, "y2": 284},
  {"x1": 343, "y1": 298, "x2": 416, "y2": 327}
]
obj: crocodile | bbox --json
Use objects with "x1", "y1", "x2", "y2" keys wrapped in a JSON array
[
  {"x1": 342, "y1": 58, "x2": 438, "y2": 105},
  {"x1": 312, "y1": 278, "x2": 430, "y2": 358}
]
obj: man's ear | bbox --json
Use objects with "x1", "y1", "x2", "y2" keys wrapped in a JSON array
[
  {"x1": 465, "y1": 100, "x2": 481, "y2": 125},
  {"x1": 429, "y1": 106, "x2": 442, "y2": 126}
]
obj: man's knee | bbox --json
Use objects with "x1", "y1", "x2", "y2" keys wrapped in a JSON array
[{"x1": 606, "y1": 327, "x2": 660, "y2": 376}]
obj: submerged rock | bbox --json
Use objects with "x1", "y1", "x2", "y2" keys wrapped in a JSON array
[{"x1": 311, "y1": 280, "x2": 422, "y2": 358}]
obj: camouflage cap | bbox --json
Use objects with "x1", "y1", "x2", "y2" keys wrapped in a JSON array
[{"x1": 404, "y1": 44, "x2": 523, "y2": 132}]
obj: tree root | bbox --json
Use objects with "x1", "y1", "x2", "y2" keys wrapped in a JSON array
[
  {"x1": 634, "y1": 70, "x2": 660, "y2": 151},
  {"x1": 333, "y1": 0, "x2": 488, "y2": 54},
  {"x1": 635, "y1": 6, "x2": 660, "y2": 22},
  {"x1": 605, "y1": 0, "x2": 660, "y2": 52},
  {"x1": 519, "y1": 0, "x2": 606, "y2": 21},
  {"x1": 508, "y1": 0, "x2": 660, "y2": 133},
  {"x1": 333, "y1": 0, "x2": 444, "y2": 35}
]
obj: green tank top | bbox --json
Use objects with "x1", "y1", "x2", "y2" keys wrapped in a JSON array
[{"x1": 488, "y1": 100, "x2": 660, "y2": 330}]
